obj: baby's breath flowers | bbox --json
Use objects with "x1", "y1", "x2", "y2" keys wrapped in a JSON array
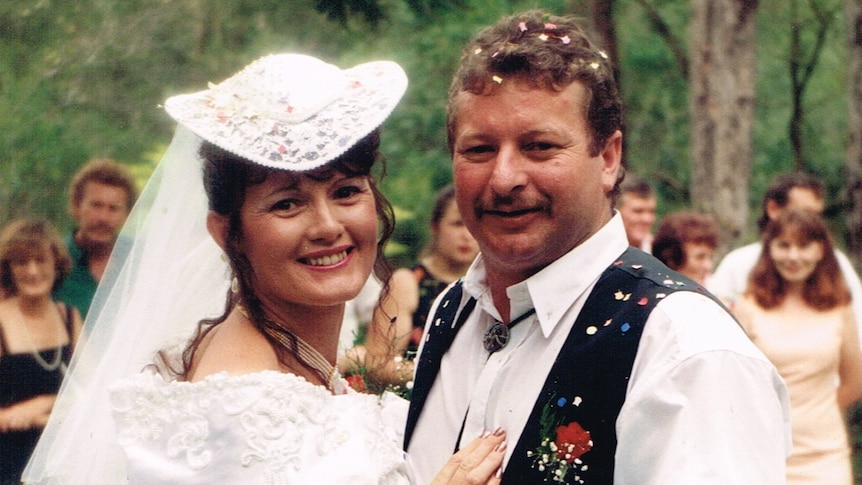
[
  {"x1": 527, "y1": 396, "x2": 593, "y2": 483},
  {"x1": 342, "y1": 353, "x2": 414, "y2": 400}
]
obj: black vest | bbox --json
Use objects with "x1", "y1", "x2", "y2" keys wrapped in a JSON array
[{"x1": 405, "y1": 247, "x2": 718, "y2": 484}]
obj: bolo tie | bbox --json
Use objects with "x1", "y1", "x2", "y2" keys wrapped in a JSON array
[
  {"x1": 482, "y1": 307, "x2": 537, "y2": 353},
  {"x1": 455, "y1": 305, "x2": 538, "y2": 453}
]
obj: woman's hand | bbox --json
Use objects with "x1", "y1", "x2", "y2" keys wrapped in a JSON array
[
  {"x1": 0, "y1": 394, "x2": 56, "y2": 432},
  {"x1": 430, "y1": 428, "x2": 507, "y2": 485}
]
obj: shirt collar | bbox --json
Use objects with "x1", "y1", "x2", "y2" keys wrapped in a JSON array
[{"x1": 463, "y1": 212, "x2": 629, "y2": 338}]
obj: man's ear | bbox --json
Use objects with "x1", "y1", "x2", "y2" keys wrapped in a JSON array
[
  {"x1": 600, "y1": 130, "x2": 623, "y2": 193},
  {"x1": 206, "y1": 211, "x2": 229, "y2": 251}
]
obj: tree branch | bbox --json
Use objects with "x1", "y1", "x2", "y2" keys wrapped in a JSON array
[{"x1": 633, "y1": 0, "x2": 689, "y2": 80}]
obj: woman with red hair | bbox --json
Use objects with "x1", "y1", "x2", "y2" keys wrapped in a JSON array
[{"x1": 734, "y1": 209, "x2": 862, "y2": 485}]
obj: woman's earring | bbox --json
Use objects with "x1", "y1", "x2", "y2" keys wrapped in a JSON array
[{"x1": 231, "y1": 276, "x2": 239, "y2": 294}]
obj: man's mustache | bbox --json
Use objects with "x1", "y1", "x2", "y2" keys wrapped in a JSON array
[
  {"x1": 85, "y1": 222, "x2": 119, "y2": 233},
  {"x1": 476, "y1": 195, "x2": 549, "y2": 216}
]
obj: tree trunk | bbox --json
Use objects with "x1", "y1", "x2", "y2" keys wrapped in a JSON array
[
  {"x1": 789, "y1": 0, "x2": 837, "y2": 172},
  {"x1": 587, "y1": 0, "x2": 620, "y2": 84},
  {"x1": 846, "y1": 0, "x2": 862, "y2": 273},
  {"x1": 689, "y1": 0, "x2": 759, "y2": 255}
]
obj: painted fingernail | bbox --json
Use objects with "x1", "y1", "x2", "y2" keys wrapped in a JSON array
[
  {"x1": 495, "y1": 467, "x2": 503, "y2": 478},
  {"x1": 493, "y1": 427, "x2": 505, "y2": 437},
  {"x1": 481, "y1": 429, "x2": 491, "y2": 438},
  {"x1": 494, "y1": 441, "x2": 507, "y2": 453}
]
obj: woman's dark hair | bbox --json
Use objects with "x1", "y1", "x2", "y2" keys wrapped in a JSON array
[
  {"x1": 747, "y1": 209, "x2": 849, "y2": 310},
  {"x1": 429, "y1": 184, "x2": 456, "y2": 227},
  {"x1": 420, "y1": 184, "x2": 458, "y2": 258},
  {"x1": 177, "y1": 130, "x2": 394, "y2": 378},
  {"x1": 652, "y1": 211, "x2": 719, "y2": 271}
]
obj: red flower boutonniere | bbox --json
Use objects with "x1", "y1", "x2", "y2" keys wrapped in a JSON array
[
  {"x1": 554, "y1": 422, "x2": 592, "y2": 464},
  {"x1": 527, "y1": 395, "x2": 592, "y2": 483}
]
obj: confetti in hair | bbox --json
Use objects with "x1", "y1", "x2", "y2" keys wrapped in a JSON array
[{"x1": 513, "y1": 19, "x2": 577, "y2": 46}]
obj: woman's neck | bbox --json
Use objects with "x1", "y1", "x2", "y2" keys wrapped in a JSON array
[
  {"x1": 15, "y1": 294, "x2": 55, "y2": 317},
  {"x1": 783, "y1": 280, "x2": 806, "y2": 297},
  {"x1": 255, "y1": 298, "x2": 344, "y2": 364},
  {"x1": 775, "y1": 280, "x2": 810, "y2": 310}
]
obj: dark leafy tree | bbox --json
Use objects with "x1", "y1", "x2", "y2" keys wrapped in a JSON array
[
  {"x1": 314, "y1": 0, "x2": 386, "y2": 25},
  {"x1": 788, "y1": 0, "x2": 840, "y2": 171}
]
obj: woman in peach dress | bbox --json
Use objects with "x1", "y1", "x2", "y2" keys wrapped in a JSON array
[{"x1": 734, "y1": 209, "x2": 862, "y2": 485}]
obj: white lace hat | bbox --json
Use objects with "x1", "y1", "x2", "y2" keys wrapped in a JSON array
[{"x1": 165, "y1": 53, "x2": 408, "y2": 171}]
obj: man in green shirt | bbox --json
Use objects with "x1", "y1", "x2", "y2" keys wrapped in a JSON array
[{"x1": 54, "y1": 159, "x2": 137, "y2": 319}]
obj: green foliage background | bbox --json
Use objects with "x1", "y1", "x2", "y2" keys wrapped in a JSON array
[
  {"x1": 4, "y1": 1, "x2": 862, "y2": 480},
  {"x1": 0, "y1": 0, "x2": 853, "y2": 265}
]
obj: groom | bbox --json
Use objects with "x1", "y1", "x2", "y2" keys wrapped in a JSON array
[{"x1": 405, "y1": 10, "x2": 791, "y2": 485}]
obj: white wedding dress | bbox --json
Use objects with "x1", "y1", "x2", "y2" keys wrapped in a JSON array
[{"x1": 110, "y1": 370, "x2": 413, "y2": 485}]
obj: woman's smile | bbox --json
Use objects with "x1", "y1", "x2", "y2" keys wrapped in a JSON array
[{"x1": 300, "y1": 247, "x2": 352, "y2": 267}]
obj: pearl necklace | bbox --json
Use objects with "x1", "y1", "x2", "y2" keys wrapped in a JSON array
[
  {"x1": 237, "y1": 305, "x2": 339, "y2": 391},
  {"x1": 16, "y1": 306, "x2": 65, "y2": 373}
]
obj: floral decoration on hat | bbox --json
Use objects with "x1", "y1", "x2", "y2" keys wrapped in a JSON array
[{"x1": 165, "y1": 53, "x2": 408, "y2": 171}]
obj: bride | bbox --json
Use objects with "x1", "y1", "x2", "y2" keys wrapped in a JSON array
[{"x1": 23, "y1": 54, "x2": 505, "y2": 484}]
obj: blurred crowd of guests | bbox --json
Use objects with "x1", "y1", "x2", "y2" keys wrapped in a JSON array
[
  {"x1": 0, "y1": 159, "x2": 136, "y2": 483},
  {"x1": 618, "y1": 171, "x2": 862, "y2": 484}
]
